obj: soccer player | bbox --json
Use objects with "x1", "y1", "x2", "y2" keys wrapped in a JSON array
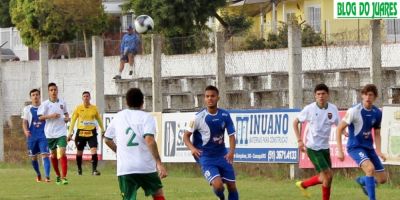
[
  {"x1": 337, "y1": 84, "x2": 387, "y2": 200},
  {"x1": 21, "y1": 89, "x2": 51, "y2": 182},
  {"x1": 38, "y1": 82, "x2": 70, "y2": 185},
  {"x1": 67, "y1": 91, "x2": 104, "y2": 176},
  {"x1": 183, "y1": 85, "x2": 239, "y2": 200},
  {"x1": 104, "y1": 88, "x2": 167, "y2": 200},
  {"x1": 293, "y1": 84, "x2": 339, "y2": 200},
  {"x1": 113, "y1": 25, "x2": 141, "y2": 79}
]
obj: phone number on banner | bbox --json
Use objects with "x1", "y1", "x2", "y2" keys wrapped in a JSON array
[{"x1": 234, "y1": 148, "x2": 298, "y2": 163}]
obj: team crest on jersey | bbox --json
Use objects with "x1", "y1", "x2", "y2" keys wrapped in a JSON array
[
  {"x1": 60, "y1": 105, "x2": 64, "y2": 110},
  {"x1": 363, "y1": 131, "x2": 371, "y2": 139},
  {"x1": 327, "y1": 113, "x2": 333, "y2": 119}
]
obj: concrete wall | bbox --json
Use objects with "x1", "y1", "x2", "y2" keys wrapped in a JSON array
[{"x1": 2, "y1": 44, "x2": 400, "y2": 120}]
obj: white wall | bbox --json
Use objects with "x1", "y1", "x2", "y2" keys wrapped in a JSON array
[{"x1": 1, "y1": 44, "x2": 400, "y2": 120}]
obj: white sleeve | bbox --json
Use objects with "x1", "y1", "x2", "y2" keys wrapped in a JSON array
[
  {"x1": 343, "y1": 108, "x2": 354, "y2": 125},
  {"x1": 143, "y1": 115, "x2": 156, "y2": 137},
  {"x1": 186, "y1": 115, "x2": 198, "y2": 133},
  {"x1": 334, "y1": 107, "x2": 340, "y2": 126},
  {"x1": 37, "y1": 103, "x2": 46, "y2": 116},
  {"x1": 21, "y1": 106, "x2": 29, "y2": 120},
  {"x1": 297, "y1": 106, "x2": 309, "y2": 123},
  {"x1": 104, "y1": 118, "x2": 116, "y2": 139}
]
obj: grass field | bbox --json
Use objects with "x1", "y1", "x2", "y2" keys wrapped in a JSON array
[{"x1": 1, "y1": 162, "x2": 400, "y2": 200}]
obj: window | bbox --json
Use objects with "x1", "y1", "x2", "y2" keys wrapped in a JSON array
[
  {"x1": 307, "y1": 6, "x2": 321, "y2": 32},
  {"x1": 386, "y1": 19, "x2": 400, "y2": 35},
  {"x1": 121, "y1": 14, "x2": 134, "y2": 31}
]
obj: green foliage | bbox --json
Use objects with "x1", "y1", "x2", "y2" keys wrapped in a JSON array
[
  {"x1": 244, "y1": 36, "x2": 266, "y2": 50},
  {"x1": 221, "y1": 12, "x2": 253, "y2": 40},
  {"x1": 126, "y1": 0, "x2": 226, "y2": 54},
  {"x1": 265, "y1": 22, "x2": 322, "y2": 49},
  {"x1": 0, "y1": 0, "x2": 13, "y2": 27},
  {"x1": 10, "y1": 0, "x2": 108, "y2": 49}
]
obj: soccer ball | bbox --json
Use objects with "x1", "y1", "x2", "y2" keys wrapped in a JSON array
[{"x1": 134, "y1": 15, "x2": 154, "y2": 34}]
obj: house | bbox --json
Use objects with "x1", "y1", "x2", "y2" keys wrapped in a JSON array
[{"x1": 227, "y1": 0, "x2": 400, "y2": 43}]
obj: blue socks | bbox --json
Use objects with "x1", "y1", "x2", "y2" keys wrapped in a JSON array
[
  {"x1": 228, "y1": 190, "x2": 239, "y2": 200},
  {"x1": 31, "y1": 160, "x2": 40, "y2": 176},
  {"x1": 213, "y1": 188, "x2": 225, "y2": 200},
  {"x1": 365, "y1": 176, "x2": 376, "y2": 200},
  {"x1": 43, "y1": 157, "x2": 51, "y2": 178}
]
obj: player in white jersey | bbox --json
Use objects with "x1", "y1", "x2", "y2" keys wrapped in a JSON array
[
  {"x1": 105, "y1": 88, "x2": 167, "y2": 200},
  {"x1": 38, "y1": 83, "x2": 70, "y2": 185},
  {"x1": 293, "y1": 84, "x2": 339, "y2": 200}
]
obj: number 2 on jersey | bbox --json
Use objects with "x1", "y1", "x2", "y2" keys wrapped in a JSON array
[{"x1": 125, "y1": 127, "x2": 139, "y2": 147}]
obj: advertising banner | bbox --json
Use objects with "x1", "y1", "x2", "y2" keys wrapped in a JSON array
[{"x1": 381, "y1": 106, "x2": 400, "y2": 165}]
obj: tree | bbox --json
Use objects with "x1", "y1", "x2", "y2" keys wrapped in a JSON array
[
  {"x1": 0, "y1": 0, "x2": 13, "y2": 27},
  {"x1": 10, "y1": 0, "x2": 108, "y2": 54},
  {"x1": 220, "y1": 11, "x2": 253, "y2": 41},
  {"x1": 125, "y1": 0, "x2": 226, "y2": 54}
]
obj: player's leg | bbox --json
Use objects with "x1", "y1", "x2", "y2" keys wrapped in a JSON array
[
  {"x1": 75, "y1": 132, "x2": 85, "y2": 175},
  {"x1": 367, "y1": 149, "x2": 387, "y2": 185},
  {"x1": 114, "y1": 56, "x2": 127, "y2": 79},
  {"x1": 28, "y1": 139, "x2": 41, "y2": 182},
  {"x1": 57, "y1": 136, "x2": 68, "y2": 184},
  {"x1": 88, "y1": 131, "x2": 100, "y2": 175},
  {"x1": 128, "y1": 52, "x2": 135, "y2": 76},
  {"x1": 38, "y1": 137, "x2": 51, "y2": 182},
  {"x1": 48, "y1": 138, "x2": 61, "y2": 183},
  {"x1": 295, "y1": 148, "x2": 323, "y2": 198},
  {"x1": 348, "y1": 147, "x2": 375, "y2": 199},
  {"x1": 118, "y1": 174, "x2": 139, "y2": 200},
  {"x1": 200, "y1": 157, "x2": 225, "y2": 200},
  {"x1": 139, "y1": 172, "x2": 165, "y2": 200},
  {"x1": 319, "y1": 149, "x2": 333, "y2": 200},
  {"x1": 219, "y1": 157, "x2": 238, "y2": 200}
]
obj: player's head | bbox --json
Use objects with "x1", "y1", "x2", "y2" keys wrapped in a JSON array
[
  {"x1": 82, "y1": 91, "x2": 91, "y2": 104},
  {"x1": 48, "y1": 82, "x2": 58, "y2": 100},
  {"x1": 314, "y1": 83, "x2": 329, "y2": 106},
  {"x1": 29, "y1": 88, "x2": 40, "y2": 104},
  {"x1": 204, "y1": 85, "x2": 219, "y2": 108},
  {"x1": 128, "y1": 25, "x2": 134, "y2": 34},
  {"x1": 361, "y1": 84, "x2": 378, "y2": 107},
  {"x1": 126, "y1": 88, "x2": 144, "y2": 109}
]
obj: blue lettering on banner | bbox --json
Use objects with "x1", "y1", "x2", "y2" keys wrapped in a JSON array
[
  {"x1": 234, "y1": 148, "x2": 298, "y2": 163},
  {"x1": 236, "y1": 114, "x2": 289, "y2": 136}
]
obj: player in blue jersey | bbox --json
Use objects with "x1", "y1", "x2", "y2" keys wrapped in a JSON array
[
  {"x1": 21, "y1": 89, "x2": 51, "y2": 182},
  {"x1": 184, "y1": 85, "x2": 239, "y2": 200},
  {"x1": 337, "y1": 84, "x2": 387, "y2": 200}
]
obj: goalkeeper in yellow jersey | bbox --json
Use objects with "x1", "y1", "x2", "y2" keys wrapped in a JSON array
[{"x1": 68, "y1": 91, "x2": 104, "y2": 176}]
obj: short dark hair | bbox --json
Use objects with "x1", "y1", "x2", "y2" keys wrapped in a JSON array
[
  {"x1": 205, "y1": 85, "x2": 219, "y2": 95},
  {"x1": 314, "y1": 83, "x2": 329, "y2": 94},
  {"x1": 29, "y1": 89, "x2": 40, "y2": 96},
  {"x1": 82, "y1": 91, "x2": 90, "y2": 96},
  {"x1": 48, "y1": 82, "x2": 57, "y2": 89},
  {"x1": 126, "y1": 88, "x2": 144, "y2": 108},
  {"x1": 361, "y1": 84, "x2": 378, "y2": 97}
]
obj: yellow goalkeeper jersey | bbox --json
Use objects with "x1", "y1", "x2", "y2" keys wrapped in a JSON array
[{"x1": 68, "y1": 104, "x2": 104, "y2": 136}]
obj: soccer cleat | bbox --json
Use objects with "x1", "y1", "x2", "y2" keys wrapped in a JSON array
[
  {"x1": 45, "y1": 177, "x2": 51, "y2": 183},
  {"x1": 78, "y1": 169, "x2": 82, "y2": 176},
  {"x1": 55, "y1": 177, "x2": 62, "y2": 185},
  {"x1": 61, "y1": 178, "x2": 68, "y2": 185},
  {"x1": 92, "y1": 170, "x2": 101, "y2": 176},
  {"x1": 295, "y1": 181, "x2": 311, "y2": 198},
  {"x1": 356, "y1": 177, "x2": 368, "y2": 196},
  {"x1": 129, "y1": 70, "x2": 133, "y2": 76},
  {"x1": 113, "y1": 75, "x2": 121, "y2": 80},
  {"x1": 36, "y1": 176, "x2": 42, "y2": 182}
]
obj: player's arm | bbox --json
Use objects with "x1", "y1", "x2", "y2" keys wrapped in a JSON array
[
  {"x1": 67, "y1": 109, "x2": 78, "y2": 141},
  {"x1": 336, "y1": 121, "x2": 349, "y2": 162},
  {"x1": 293, "y1": 117, "x2": 306, "y2": 152},
  {"x1": 144, "y1": 135, "x2": 167, "y2": 178},
  {"x1": 374, "y1": 128, "x2": 386, "y2": 161},
  {"x1": 104, "y1": 137, "x2": 116, "y2": 152},
  {"x1": 63, "y1": 102, "x2": 69, "y2": 122},
  {"x1": 95, "y1": 108, "x2": 105, "y2": 134},
  {"x1": 22, "y1": 119, "x2": 30, "y2": 138},
  {"x1": 225, "y1": 113, "x2": 236, "y2": 164},
  {"x1": 183, "y1": 130, "x2": 202, "y2": 159}
]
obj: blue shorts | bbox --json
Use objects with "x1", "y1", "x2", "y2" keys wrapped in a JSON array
[
  {"x1": 27, "y1": 137, "x2": 49, "y2": 156},
  {"x1": 348, "y1": 147, "x2": 384, "y2": 172},
  {"x1": 199, "y1": 156, "x2": 236, "y2": 184}
]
